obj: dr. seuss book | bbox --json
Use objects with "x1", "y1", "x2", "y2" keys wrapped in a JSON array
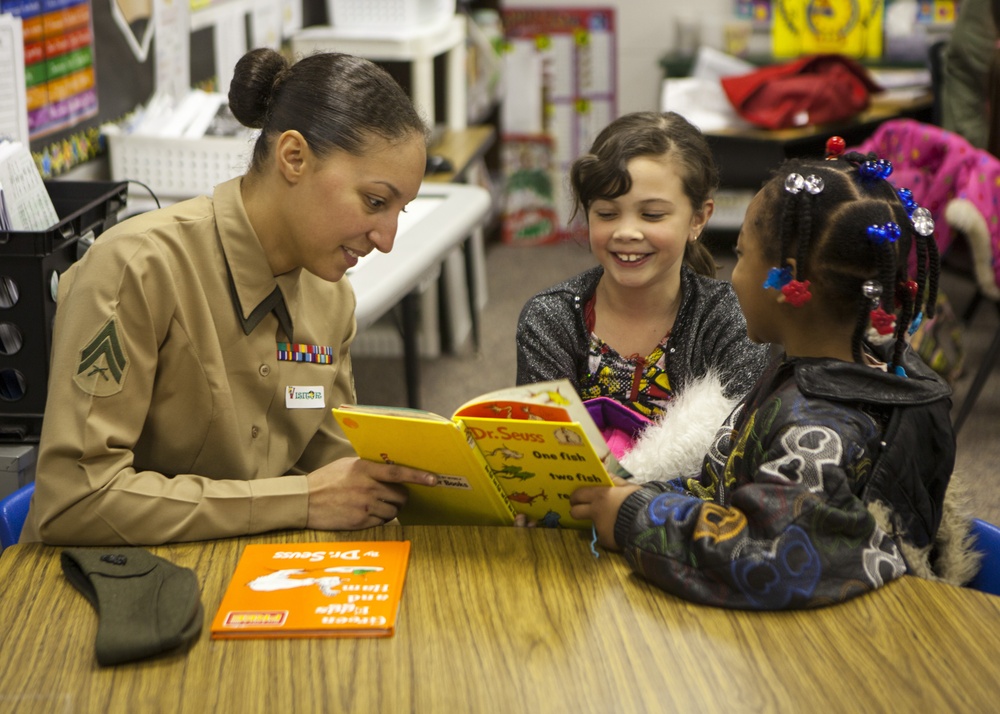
[
  {"x1": 332, "y1": 379, "x2": 617, "y2": 529},
  {"x1": 210, "y1": 541, "x2": 411, "y2": 639}
]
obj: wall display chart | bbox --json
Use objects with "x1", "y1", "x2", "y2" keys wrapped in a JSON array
[
  {"x1": 1, "y1": 0, "x2": 100, "y2": 140},
  {"x1": 502, "y1": 7, "x2": 617, "y2": 240}
]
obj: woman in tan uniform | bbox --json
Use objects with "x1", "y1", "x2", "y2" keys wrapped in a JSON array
[{"x1": 21, "y1": 48, "x2": 435, "y2": 545}]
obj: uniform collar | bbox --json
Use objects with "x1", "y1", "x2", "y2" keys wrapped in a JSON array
[{"x1": 213, "y1": 177, "x2": 295, "y2": 340}]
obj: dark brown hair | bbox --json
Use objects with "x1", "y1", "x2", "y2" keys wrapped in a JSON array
[
  {"x1": 569, "y1": 111, "x2": 720, "y2": 277},
  {"x1": 228, "y1": 48, "x2": 428, "y2": 170},
  {"x1": 755, "y1": 154, "x2": 939, "y2": 369}
]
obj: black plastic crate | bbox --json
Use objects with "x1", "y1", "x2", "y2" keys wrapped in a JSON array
[{"x1": 1, "y1": 181, "x2": 129, "y2": 442}]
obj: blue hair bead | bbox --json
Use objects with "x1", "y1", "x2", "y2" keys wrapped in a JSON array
[
  {"x1": 859, "y1": 158, "x2": 893, "y2": 180},
  {"x1": 908, "y1": 311, "x2": 924, "y2": 335},
  {"x1": 894, "y1": 365, "x2": 908, "y2": 378},
  {"x1": 898, "y1": 187, "x2": 917, "y2": 216},
  {"x1": 763, "y1": 266, "x2": 793, "y2": 290},
  {"x1": 867, "y1": 224, "x2": 888, "y2": 244}
]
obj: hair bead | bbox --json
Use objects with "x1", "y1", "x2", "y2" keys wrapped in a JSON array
[
  {"x1": 825, "y1": 136, "x2": 846, "y2": 158},
  {"x1": 866, "y1": 306, "x2": 897, "y2": 344},
  {"x1": 861, "y1": 280, "x2": 882, "y2": 303},
  {"x1": 911, "y1": 206, "x2": 935, "y2": 237},
  {"x1": 763, "y1": 266, "x2": 794, "y2": 290},
  {"x1": 780, "y1": 280, "x2": 812, "y2": 307},
  {"x1": 785, "y1": 172, "x2": 806, "y2": 193},
  {"x1": 858, "y1": 158, "x2": 893, "y2": 180}
]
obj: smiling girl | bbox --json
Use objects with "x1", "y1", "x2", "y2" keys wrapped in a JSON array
[{"x1": 516, "y1": 112, "x2": 768, "y2": 420}]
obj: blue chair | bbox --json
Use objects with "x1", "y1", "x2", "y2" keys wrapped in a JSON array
[
  {"x1": 0, "y1": 481, "x2": 34, "y2": 551},
  {"x1": 967, "y1": 518, "x2": 1000, "y2": 596}
]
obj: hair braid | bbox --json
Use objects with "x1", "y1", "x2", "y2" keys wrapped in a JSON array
[
  {"x1": 924, "y1": 236, "x2": 941, "y2": 319},
  {"x1": 795, "y1": 192, "x2": 813, "y2": 277},
  {"x1": 779, "y1": 190, "x2": 798, "y2": 271},
  {"x1": 851, "y1": 292, "x2": 870, "y2": 362},
  {"x1": 913, "y1": 231, "x2": 928, "y2": 315},
  {"x1": 892, "y1": 276, "x2": 915, "y2": 372}
]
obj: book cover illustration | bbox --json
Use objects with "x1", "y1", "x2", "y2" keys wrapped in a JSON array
[
  {"x1": 211, "y1": 541, "x2": 411, "y2": 639},
  {"x1": 333, "y1": 380, "x2": 616, "y2": 529},
  {"x1": 464, "y1": 416, "x2": 612, "y2": 528}
]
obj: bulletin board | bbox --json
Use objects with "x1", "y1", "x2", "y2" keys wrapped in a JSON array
[
  {"x1": 502, "y1": 6, "x2": 617, "y2": 240},
  {"x1": 1, "y1": 0, "x2": 156, "y2": 176}
]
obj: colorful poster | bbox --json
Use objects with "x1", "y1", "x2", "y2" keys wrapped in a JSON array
[
  {"x1": 1, "y1": 0, "x2": 99, "y2": 139},
  {"x1": 734, "y1": 0, "x2": 773, "y2": 24},
  {"x1": 502, "y1": 7, "x2": 616, "y2": 240},
  {"x1": 915, "y1": 0, "x2": 957, "y2": 24},
  {"x1": 772, "y1": 0, "x2": 885, "y2": 59}
]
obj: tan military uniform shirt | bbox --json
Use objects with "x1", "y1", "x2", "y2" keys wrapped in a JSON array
[{"x1": 21, "y1": 177, "x2": 357, "y2": 545}]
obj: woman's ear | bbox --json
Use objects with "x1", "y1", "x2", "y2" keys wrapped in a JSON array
[
  {"x1": 274, "y1": 130, "x2": 309, "y2": 184},
  {"x1": 690, "y1": 199, "x2": 715, "y2": 242}
]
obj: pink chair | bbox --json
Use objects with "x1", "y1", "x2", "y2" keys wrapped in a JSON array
[{"x1": 853, "y1": 119, "x2": 1000, "y2": 432}]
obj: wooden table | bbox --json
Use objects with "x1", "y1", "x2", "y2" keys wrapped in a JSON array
[{"x1": 1, "y1": 526, "x2": 998, "y2": 712}]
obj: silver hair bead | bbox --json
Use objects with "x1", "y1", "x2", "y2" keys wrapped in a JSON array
[
  {"x1": 862, "y1": 280, "x2": 882, "y2": 299},
  {"x1": 804, "y1": 174, "x2": 825, "y2": 194},
  {"x1": 784, "y1": 173, "x2": 805, "y2": 194},
  {"x1": 912, "y1": 206, "x2": 935, "y2": 237}
]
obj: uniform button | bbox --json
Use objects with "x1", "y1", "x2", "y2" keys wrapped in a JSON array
[
  {"x1": 251, "y1": 426, "x2": 260, "y2": 439},
  {"x1": 259, "y1": 364, "x2": 271, "y2": 377}
]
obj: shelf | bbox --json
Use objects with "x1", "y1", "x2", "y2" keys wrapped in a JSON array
[{"x1": 291, "y1": 16, "x2": 468, "y2": 130}]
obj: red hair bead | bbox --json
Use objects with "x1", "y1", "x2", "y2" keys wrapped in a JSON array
[{"x1": 825, "y1": 136, "x2": 846, "y2": 158}]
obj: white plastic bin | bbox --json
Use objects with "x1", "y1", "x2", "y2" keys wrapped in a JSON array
[
  {"x1": 103, "y1": 127, "x2": 256, "y2": 200},
  {"x1": 327, "y1": 0, "x2": 455, "y2": 32}
]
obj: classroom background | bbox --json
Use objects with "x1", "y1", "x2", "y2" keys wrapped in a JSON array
[{"x1": 1, "y1": 0, "x2": 997, "y2": 528}]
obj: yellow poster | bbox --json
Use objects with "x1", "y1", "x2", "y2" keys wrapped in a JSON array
[{"x1": 773, "y1": 0, "x2": 885, "y2": 59}]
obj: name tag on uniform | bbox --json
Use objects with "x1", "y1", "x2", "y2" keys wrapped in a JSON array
[{"x1": 285, "y1": 385, "x2": 326, "y2": 409}]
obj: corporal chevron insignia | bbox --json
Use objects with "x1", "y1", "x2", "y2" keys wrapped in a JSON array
[{"x1": 74, "y1": 317, "x2": 129, "y2": 396}]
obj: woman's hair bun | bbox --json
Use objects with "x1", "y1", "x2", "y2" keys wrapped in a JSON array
[{"x1": 228, "y1": 48, "x2": 290, "y2": 129}]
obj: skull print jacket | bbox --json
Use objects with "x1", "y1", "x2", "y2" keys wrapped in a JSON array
[{"x1": 613, "y1": 344, "x2": 977, "y2": 609}]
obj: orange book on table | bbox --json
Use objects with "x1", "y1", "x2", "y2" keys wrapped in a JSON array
[{"x1": 210, "y1": 541, "x2": 411, "y2": 639}]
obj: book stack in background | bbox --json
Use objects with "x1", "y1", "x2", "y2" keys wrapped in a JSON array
[
  {"x1": 0, "y1": 140, "x2": 58, "y2": 232},
  {"x1": 101, "y1": 90, "x2": 258, "y2": 204}
]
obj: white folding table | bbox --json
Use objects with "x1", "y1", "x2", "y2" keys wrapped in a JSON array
[{"x1": 347, "y1": 182, "x2": 491, "y2": 407}]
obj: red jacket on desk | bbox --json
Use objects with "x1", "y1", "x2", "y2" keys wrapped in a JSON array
[{"x1": 721, "y1": 54, "x2": 882, "y2": 130}]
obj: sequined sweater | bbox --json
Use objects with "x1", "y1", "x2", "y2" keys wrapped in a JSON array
[{"x1": 515, "y1": 265, "x2": 769, "y2": 403}]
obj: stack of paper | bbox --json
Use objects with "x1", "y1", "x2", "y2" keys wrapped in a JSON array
[
  {"x1": 0, "y1": 140, "x2": 58, "y2": 232},
  {"x1": 116, "y1": 90, "x2": 252, "y2": 140}
]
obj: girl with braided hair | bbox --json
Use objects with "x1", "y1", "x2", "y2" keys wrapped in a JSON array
[{"x1": 569, "y1": 140, "x2": 981, "y2": 609}]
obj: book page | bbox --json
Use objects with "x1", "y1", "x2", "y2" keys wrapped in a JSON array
[
  {"x1": 453, "y1": 378, "x2": 615, "y2": 464},
  {"x1": 335, "y1": 403, "x2": 453, "y2": 423},
  {"x1": 0, "y1": 14, "x2": 29, "y2": 145},
  {"x1": 0, "y1": 141, "x2": 58, "y2": 230}
]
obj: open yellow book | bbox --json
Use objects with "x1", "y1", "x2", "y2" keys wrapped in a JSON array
[{"x1": 332, "y1": 379, "x2": 617, "y2": 529}]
